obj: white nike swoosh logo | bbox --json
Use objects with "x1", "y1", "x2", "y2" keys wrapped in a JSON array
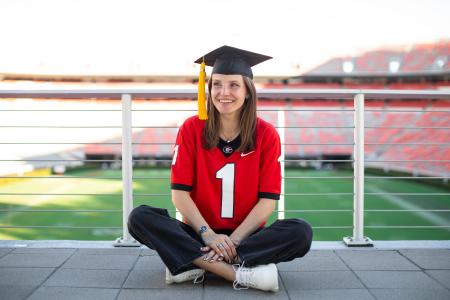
[{"x1": 241, "y1": 151, "x2": 255, "y2": 157}]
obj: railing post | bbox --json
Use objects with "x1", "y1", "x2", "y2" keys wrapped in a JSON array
[
  {"x1": 115, "y1": 94, "x2": 139, "y2": 246},
  {"x1": 277, "y1": 109, "x2": 286, "y2": 220},
  {"x1": 344, "y1": 93, "x2": 373, "y2": 247}
]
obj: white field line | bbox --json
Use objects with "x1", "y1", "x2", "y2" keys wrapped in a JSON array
[{"x1": 366, "y1": 185, "x2": 450, "y2": 229}]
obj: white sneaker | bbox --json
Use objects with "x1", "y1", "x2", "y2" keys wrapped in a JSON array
[
  {"x1": 233, "y1": 263, "x2": 279, "y2": 292},
  {"x1": 165, "y1": 267, "x2": 205, "y2": 284}
]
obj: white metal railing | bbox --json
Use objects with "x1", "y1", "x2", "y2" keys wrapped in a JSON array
[{"x1": 1, "y1": 88, "x2": 449, "y2": 246}]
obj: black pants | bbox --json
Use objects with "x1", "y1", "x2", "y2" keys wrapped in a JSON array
[{"x1": 128, "y1": 205, "x2": 313, "y2": 275}]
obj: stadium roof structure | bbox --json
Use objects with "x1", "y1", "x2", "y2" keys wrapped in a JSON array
[{"x1": 303, "y1": 41, "x2": 450, "y2": 78}]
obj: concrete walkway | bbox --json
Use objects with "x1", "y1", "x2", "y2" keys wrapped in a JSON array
[{"x1": 0, "y1": 241, "x2": 449, "y2": 300}]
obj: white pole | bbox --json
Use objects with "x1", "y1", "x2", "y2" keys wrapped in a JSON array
[
  {"x1": 354, "y1": 93, "x2": 364, "y2": 241},
  {"x1": 344, "y1": 93, "x2": 372, "y2": 246},
  {"x1": 277, "y1": 110, "x2": 286, "y2": 220},
  {"x1": 115, "y1": 94, "x2": 137, "y2": 246}
]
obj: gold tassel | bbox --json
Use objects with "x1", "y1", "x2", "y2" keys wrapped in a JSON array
[{"x1": 197, "y1": 58, "x2": 208, "y2": 120}]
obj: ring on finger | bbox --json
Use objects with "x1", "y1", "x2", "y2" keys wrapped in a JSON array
[{"x1": 217, "y1": 243, "x2": 224, "y2": 248}]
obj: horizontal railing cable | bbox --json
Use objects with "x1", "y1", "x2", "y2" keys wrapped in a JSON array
[
  {"x1": 0, "y1": 160, "x2": 438, "y2": 164},
  {"x1": 0, "y1": 225, "x2": 121, "y2": 229},
  {"x1": 0, "y1": 125, "x2": 356, "y2": 129},
  {"x1": 365, "y1": 192, "x2": 449, "y2": 196},
  {"x1": 0, "y1": 159, "x2": 141, "y2": 162},
  {"x1": 365, "y1": 225, "x2": 450, "y2": 229},
  {"x1": 0, "y1": 192, "x2": 355, "y2": 196},
  {"x1": 6, "y1": 209, "x2": 410, "y2": 213},
  {"x1": 140, "y1": 109, "x2": 355, "y2": 112},
  {"x1": 284, "y1": 159, "x2": 354, "y2": 162},
  {"x1": 365, "y1": 209, "x2": 450, "y2": 212},
  {"x1": 2, "y1": 141, "x2": 448, "y2": 146},
  {"x1": 366, "y1": 160, "x2": 450, "y2": 162},
  {"x1": 0, "y1": 109, "x2": 123, "y2": 112},
  {"x1": 2, "y1": 125, "x2": 449, "y2": 129},
  {"x1": 0, "y1": 224, "x2": 444, "y2": 230},
  {"x1": 0, "y1": 125, "x2": 123, "y2": 128},
  {"x1": 0, "y1": 159, "x2": 122, "y2": 163},
  {"x1": 0, "y1": 193, "x2": 123, "y2": 196},
  {"x1": 276, "y1": 209, "x2": 352, "y2": 212},
  {"x1": 0, "y1": 176, "x2": 353, "y2": 180},
  {"x1": 0, "y1": 159, "x2": 355, "y2": 163},
  {"x1": 137, "y1": 209, "x2": 351, "y2": 214},
  {"x1": 365, "y1": 126, "x2": 450, "y2": 129},
  {"x1": 0, "y1": 209, "x2": 121, "y2": 213},
  {"x1": 366, "y1": 142, "x2": 450, "y2": 146},
  {"x1": 366, "y1": 176, "x2": 449, "y2": 179},
  {"x1": 312, "y1": 226, "x2": 353, "y2": 229},
  {"x1": 3, "y1": 108, "x2": 449, "y2": 112},
  {"x1": 0, "y1": 108, "x2": 356, "y2": 112},
  {"x1": 0, "y1": 176, "x2": 123, "y2": 179},
  {"x1": 3, "y1": 192, "x2": 446, "y2": 197},
  {"x1": 365, "y1": 109, "x2": 450, "y2": 112},
  {"x1": 283, "y1": 176, "x2": 353, "y2": 179},
  {"x1": 1, "y1": 176, "x2": 445, "y2": 180},
  {"x1": 0, "y1": 225, "x2": 354, "y2": 230},
  {"x1": 0, "y1": 142, "x2": 357, "y2": 145},
  {"x1": 282, "y1": 193, "x2": 353, "y2": 196},
  {"x1": 0, "y1": 142, "x2": 125, "y2": 145},
  {"x1": 278, "y1": 209, "x2": 450, "y2": 213}
]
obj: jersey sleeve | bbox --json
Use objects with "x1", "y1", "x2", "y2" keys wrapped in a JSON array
[
  {"x1": 258, "y1": 125, "x2": 281, "y2": 200},
  {"x1": 171, "y1": 121, "x2": 196, "y2": 191}
]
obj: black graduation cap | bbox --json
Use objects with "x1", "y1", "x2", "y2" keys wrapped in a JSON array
[
  {"x1": 195, "y1": 46, "x2": 272, "y2": 120},
  {"x1": 194, "y1": 45, "x2": 272, "y2": 79}
]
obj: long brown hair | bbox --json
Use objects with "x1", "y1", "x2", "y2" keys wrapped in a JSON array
[{"x1": 203, "y1": 76, "x2": 257, "y2": 153}]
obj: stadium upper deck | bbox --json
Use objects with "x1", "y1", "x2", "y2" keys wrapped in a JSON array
[
  {"x1": 1, "y1": 41, "x2": 449, "y2": 87},
  {"x1": 306, "y1": 41, "x2": 450, "y2": 75}
]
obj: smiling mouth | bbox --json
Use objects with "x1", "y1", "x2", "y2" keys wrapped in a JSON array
[{"x1": 219, "y1": 100, "x2": 234, "y2": 103}]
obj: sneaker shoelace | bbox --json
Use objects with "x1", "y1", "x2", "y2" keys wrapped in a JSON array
[
  {"x1": 193, "y1": 272, "x2": 205, "y2": 284},
  {"x1": 232, "y1": 262, "x2": 253, "y2": 290}
]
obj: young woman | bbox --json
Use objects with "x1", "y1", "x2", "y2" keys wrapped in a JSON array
[{"x1": 128, "y1": 46, "x2": 313, "y2": 292}]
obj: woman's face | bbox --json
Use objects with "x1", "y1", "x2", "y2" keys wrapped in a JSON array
[{"x1": 210, "y1": 74, "x2": 247, "y2": 118}]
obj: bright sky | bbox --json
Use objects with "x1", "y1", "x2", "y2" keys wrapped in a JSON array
[{"x1": 0, "y1": 0, "x2": 449, "y2": 76}]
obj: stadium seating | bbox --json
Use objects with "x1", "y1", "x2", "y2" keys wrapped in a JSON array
[
  {"x1": 84, "y1": 99, "x2": 449, "y2": 177},
  {"x1": 79, "y1": 40, "x2": 450, "y2": 176}
]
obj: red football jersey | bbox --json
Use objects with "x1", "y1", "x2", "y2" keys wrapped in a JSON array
[{"x1": 171, "y1": 116, "x2": 281, "y2": 231}]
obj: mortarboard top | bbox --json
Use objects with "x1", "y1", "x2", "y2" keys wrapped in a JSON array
[{"x1": 194, "y1": 45, "x2": 272, "y2": 79}]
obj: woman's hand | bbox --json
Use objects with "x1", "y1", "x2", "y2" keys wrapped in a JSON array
[
  {"x1": 229, "y1": 235, "x2": 242, "y2": 247},
  {"x1": 200, "y1": 232, "x2": 237, "y2": 263}
]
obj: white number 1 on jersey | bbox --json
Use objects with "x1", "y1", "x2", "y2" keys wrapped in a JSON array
[
  {"x1": 172, "y1": 145, "x2": 179, "y2": 165},
  {"x1": 216, "y1": 163, "x2": 235, "y2": 218}
]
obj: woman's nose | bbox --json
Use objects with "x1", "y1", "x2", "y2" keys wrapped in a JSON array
[{"x1": 220, "y1": 85, "x2": 230, "y2": 96}]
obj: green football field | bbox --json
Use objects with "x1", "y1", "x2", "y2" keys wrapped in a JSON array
[{"x1": 0, "y1": 168, "x2": 449, "y2": 241}]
